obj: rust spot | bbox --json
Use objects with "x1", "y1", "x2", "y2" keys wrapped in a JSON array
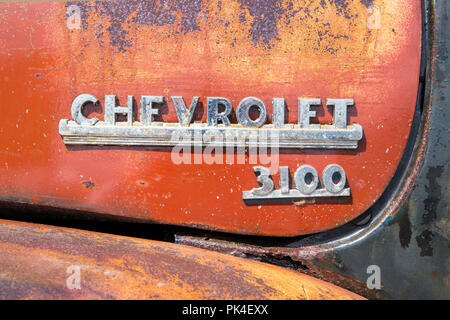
[
  {"x1": 68, "y1": 0, "x2": 205, "y2": 52},
  {"x1": 360, "y1": 0, "x2": 374, "y2": 8},
  {"x1": 238, "y1": 0, "x2": 285, "y2": 48},
  {"x1": 137, "y1": 180, "x2": 148, "y2": 187},
  {"x1": 321, "y1": 0, "x2": 352, "y2": 19},
  {"x1": 82, "y1": 181, "x2": 95, "y2": 189},
  {"x1": 67, "y1": 0, "x2": 365, "y2": 52}
]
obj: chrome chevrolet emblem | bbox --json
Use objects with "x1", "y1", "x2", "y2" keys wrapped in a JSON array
[{"x1": 59, "y1": 94, "x2": 363, "y2": 149}]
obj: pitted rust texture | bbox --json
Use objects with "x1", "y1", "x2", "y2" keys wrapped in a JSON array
[
  {"x1": 67, "y1": 0, "x2": 369, "y2": 52},
  {"x1": 67, "y1": 0, "x2": 206, "y2": 51},
  {"x1": 238, "y1": 0, "x2": 285, "y2": 48},
  {"x1": 175, "y1": 234, "x2": 385, "y2": 299},
  {"x1": 359, "y1": 0, "x2": 374, "y2": 8},
  {"x1": 0, "y1": 219, "x2": 364, "y2": 300}
]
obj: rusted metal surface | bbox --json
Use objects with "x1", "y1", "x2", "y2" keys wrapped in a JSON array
[
  {"x1": 175, "y1": 233, "x2": 386, "y2": 299},
  {"x1": 176, "y1": 0, "x2": 450, "y2": 299},
  {"x1": 0, "y1": 219, "x2": 364, "y2": 300},
  {"x1": 0, "y1": 0, "x2": 422, "y2": 236}
]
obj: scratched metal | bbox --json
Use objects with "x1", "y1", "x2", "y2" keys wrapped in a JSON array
[{"x1": 0, "y1": 0, "x2": 422, "y2": 236}]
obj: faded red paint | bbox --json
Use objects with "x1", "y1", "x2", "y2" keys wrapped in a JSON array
[{"x1": 0, "y1": 1, "x2": 422, "y2": 236}]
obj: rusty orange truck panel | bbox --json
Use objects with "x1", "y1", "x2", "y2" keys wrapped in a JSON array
[{"x1": 0, "y1": 219, "x2": 363, "y2": 300}]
